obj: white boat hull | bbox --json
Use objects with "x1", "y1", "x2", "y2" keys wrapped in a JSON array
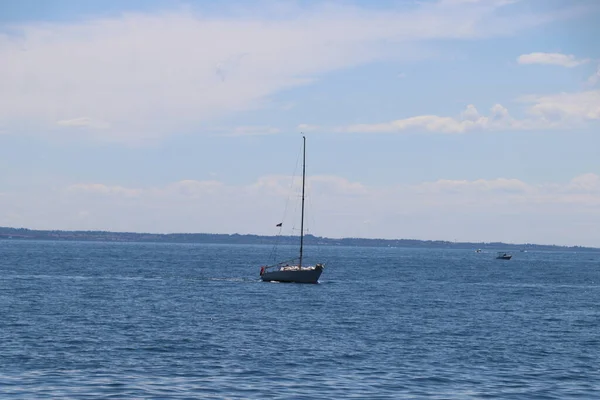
[{"x1": 260, "y1": 265, "x2": 323, "y2": 284}]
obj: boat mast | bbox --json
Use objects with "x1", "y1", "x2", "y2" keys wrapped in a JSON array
[{"x1": 299, "y1": 135, "x2": 306, "y2": 269}]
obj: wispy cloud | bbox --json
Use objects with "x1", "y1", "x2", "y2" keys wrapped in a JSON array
[
  {"x1": 0, "y1": 0, "x2": 564, "y2": 143},
  {"x1": 222, "y1": 126, "x2": 281, "y2": 137},
  {"x1": 337, "y1": 89, "x2": 600, "y2": 134},
  {"x1": 517, "y1": 52, "x2": 589, "y2": 67},
  {"x1": 520, "y1": 90, "x2": 600, "y2": 121},
  {"x1": 588, "y1": 65, "x2": 600, "y2": 86},
  {"x1": 339, "y1": 104, "x2": 510, "y2": 134},
  {"x1": 2, "y1": 172, "x2": 600, "y2": 246},
  {"x1": 67, "y1": 183, "x2": 141, "y2": 197},
  {"x1": 297, "y1": 124, "x2": 320, "y2": 132},
  {"x1": 57, "y1": 117, "x2": 110, "y2": 129}
]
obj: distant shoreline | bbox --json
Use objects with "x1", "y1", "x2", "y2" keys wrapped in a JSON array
[{"x1": 1, "y1": 226, "x2": 598, "y2": 252}]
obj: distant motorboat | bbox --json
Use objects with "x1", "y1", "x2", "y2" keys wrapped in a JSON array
[
  {"x1": 496, "y1": 252, "x2": 512, "y2": 260},
  {"x1": 476, "y1": 249, "x2": 482, "y2": 253}
]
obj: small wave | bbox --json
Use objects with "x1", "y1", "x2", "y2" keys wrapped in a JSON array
[{"x1": 206, "y1": 277, "x2": 259, "y2": 283}]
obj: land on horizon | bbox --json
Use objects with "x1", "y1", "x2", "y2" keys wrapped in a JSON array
[{"x1": 0, "y1": 227, "x2": 597, "y2": 252}]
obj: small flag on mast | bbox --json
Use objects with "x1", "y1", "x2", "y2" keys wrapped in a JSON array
[{"x1": 276, "y1": 223, "x2": 282, "y2": 227}]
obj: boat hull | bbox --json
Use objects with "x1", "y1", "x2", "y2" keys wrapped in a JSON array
[{"x1": 261, "y1": 266, "x2": 323, "y2": 284}]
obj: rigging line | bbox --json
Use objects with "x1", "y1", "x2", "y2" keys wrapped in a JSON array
[
  {"x1": 268, "y1": 139, "x2": 303, "y2": 262},
  {"x1": 282, "y1": 142, "x2": 303, "y2": 229}
]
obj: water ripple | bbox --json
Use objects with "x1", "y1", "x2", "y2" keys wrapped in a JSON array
[{"x1": 1, "y1": 241, "x2": 599, "y2": 398}]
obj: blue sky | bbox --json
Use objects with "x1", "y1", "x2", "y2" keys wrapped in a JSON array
[{"x1": 1, "y1": 0, "x2": 599, "y2": 246}]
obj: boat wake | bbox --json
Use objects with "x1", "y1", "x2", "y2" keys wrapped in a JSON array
[{"x1": 206, "y1": 277, "x2": 261, "y2": 283}]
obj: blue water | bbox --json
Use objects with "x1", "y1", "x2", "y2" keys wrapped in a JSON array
[{"x1": 1, "y1": 241, "x2": 599, "y2": 399}]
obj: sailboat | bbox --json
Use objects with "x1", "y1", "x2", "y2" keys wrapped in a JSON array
[{"x1": 259, "y1": 136, "x2": 324, "y2": 284}]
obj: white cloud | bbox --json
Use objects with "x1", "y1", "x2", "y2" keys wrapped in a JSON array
[
  {"x1": 439, "y1": 0, "x2": 518, "y2": 6},
  {"x1": 517, "y1": 52, "x2": 589, "y2": 67},
  {"x1": 222, "y1": 126, "x2": 281, "y2": 137},
  {"x1": 340, "y1": 103, "x2": 513, "y2": 134},
  {"x1": 297, "y1": 124, "x2": 320, "y2": 132},
  {"x1": 67, "y1": 183, "x2": 142, "y2": 197},
  {"x1": 0, "y1": 0, "x2": 561, "y2": 143},
  {"x1": 249, "y1": 174, "x2": 367, "y2": 198},
  {"x1": 588, "y1": 65, "x2": 600, "y2": 86},
  {"x1": 521, "y1": 90, "x2": 600, "y2": 121},
  {"x1": 2, "y1": 173, "x2": 600, "y2": 246},
  {"x1": 568, "y1": 173, "x2": 600, "y2": 193},
  {"x1": 339, "y1": 89, "x2": 600, "y2": 134},
  {"x1": 417, "y1": 178, "x2": 531, "y2": 194},
  {"x1": 57, "y1": 117, "x2": 110, "y2": 129},
  {"x1": 309, "y1": 175, "x2": 368, "y2": 196}
]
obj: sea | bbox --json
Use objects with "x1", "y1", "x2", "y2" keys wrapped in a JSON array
[{"x1": 1, "y1": 240, "x2": 599, "y2": 399}]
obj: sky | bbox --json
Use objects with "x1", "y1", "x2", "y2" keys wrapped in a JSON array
[{"x1": 1, "y1": 0, "x2": 599, "y2": 247}]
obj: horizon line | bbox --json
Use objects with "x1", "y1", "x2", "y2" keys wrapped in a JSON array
[{"x1": 0, "y1": 226, "x2": 597, "y2": 250}]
